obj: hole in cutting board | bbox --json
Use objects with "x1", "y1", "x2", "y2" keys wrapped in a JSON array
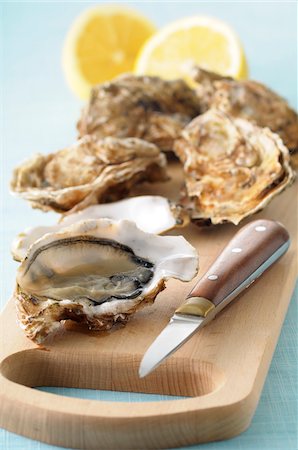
[
  {"x1": 1, "y1": 349, "x2": 226, "y2": 398},
  {"x1": 35, "y1": 386, "x2": 185, "y2": 402}
]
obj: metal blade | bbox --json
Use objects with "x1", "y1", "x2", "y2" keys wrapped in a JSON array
[{"x1": 139, "y1": 316, "x2": 205, "y2": 378}]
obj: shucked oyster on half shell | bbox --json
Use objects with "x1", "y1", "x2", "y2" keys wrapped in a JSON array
[
  {"x1": 77, "y1": 74, "x2": 202, "y2": 152},
  {"x1": 192, "y1": 66, "x2": 298, "y2": 162},
  {"x1": 174, "y1": 109, "x2": 295, "y2": 225},
  {"x1": 14, "y1": 219, "x2": 198, "y2": 343},
  {"x1": 12, "y1": 195, "x2": 190, "y2": 262},
  {"x1": 10, "y1": 135, "x2": 168, "y2": 213}
]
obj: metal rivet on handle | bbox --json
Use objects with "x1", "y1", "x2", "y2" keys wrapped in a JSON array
[
  {"x1": 232, "y1": 247, "x2": 242, "y2": 253},
  {"x1": 208, "y1": 275, "x2": 218, "y2": 281},
  {"x1": 255, "y1": 225, "x2": 266, "y2": 232}
]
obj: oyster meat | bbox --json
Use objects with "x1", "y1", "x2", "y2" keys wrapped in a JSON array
[
  {"x1": 11, "y1": 136, "x2": 168, "y2": 213},
  {"x1": 12, "y1": 195, "x2": 190, "y2": 262},
  {"x1": 77, "y1": 74, "x2": 202, "y2": 151},
  {"x1": 15, "y1": 219, "x2": 198, "y2": 342},
  {"x1": 192, "y1": 66, "x2": 298, "y2": 161},
  {"x1": 174, "y1": 109, "x2": 295, "y2": 225}
]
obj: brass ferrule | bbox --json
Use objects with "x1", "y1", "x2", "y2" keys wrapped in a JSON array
[{"x1": 175, "y1": 297, "x2": 215, "y2": 317}]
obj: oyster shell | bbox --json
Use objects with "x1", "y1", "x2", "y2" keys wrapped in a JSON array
[
  {"x1": 12, "y1": 195, "x2": 190, "y2": 262},
  {"x1": 192, "y1": 66, "x2": 298, "y2": 160},
  {"x1": 14, "y1": 219, "x2": 198, "y2": 342},
  {"x1": 10, "y1": 136, "x2": 168, "y2": 213},
  {"x1": 77, "y1": 74, "x2": 202, "y2": 151},
  {"x1": 174, "y1": 109, "x2": 295, "y2": 225}
]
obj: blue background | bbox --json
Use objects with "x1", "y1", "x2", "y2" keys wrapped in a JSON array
[{"x1": 0, "y1": 1, "x2": 297, "y2": 449}]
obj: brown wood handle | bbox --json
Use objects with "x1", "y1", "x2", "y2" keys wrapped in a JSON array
[{"x1": 185, "y1": 220, "x2": 289, "y2": 310}]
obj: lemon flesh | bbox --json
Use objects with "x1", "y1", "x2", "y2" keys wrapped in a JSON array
[
  {"x1": 63, "y1": 6, "x2": 156, "y2": 99},
  {"x1": 135, "y1": 16, "x2": 248, "y2": 84}
]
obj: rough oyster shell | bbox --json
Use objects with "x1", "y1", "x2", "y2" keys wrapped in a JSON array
[
  {"x1": 15, "y1": 219, "x2": 198, "y2": 342},
  {"x1": 77, "y1": 74, "x2": 202, "y2": 151},
  {"x1": 10, "y1": 135, "x2": 168, "y2": 213},
  {"x1": 12, "y1": 195, "x2": 190, "y2": 262},
  {"x1": 192, "y1": 66, "x2": 298, "y2": 160},
  {"x1": 174, "y1": 109, "x2": 295, "y2": 225}
]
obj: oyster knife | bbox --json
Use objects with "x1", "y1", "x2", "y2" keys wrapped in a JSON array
[{"x1": 139, "y1": 219, "x2": 290, "y2": 378}]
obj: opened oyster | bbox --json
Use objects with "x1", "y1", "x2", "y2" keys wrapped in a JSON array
[
  {"x1": 77, "y1": 74, "x2": 202, "y2": 151},
  {"x1": 10, "y1": 136, "x2": 168, "y2": 213},
  {"x1": 192, "y1": 66, "x2": 298, "y2": 161},
  {"x1": 14, "y1": 219, "x2": 198, "y2": 342},
  {"x1": 174, "y1": 109, "x2": 295, "y2": 225},
  {"x1": 12, "y1": 195, "x2": 190, "y2": 262}
]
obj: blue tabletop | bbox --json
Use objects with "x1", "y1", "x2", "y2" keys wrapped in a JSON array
[{"x1": 1, "y1": 2, "x2": 297, "y2": 449}]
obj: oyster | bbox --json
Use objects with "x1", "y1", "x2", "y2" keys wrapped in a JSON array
[
  {"x1": 190, "y1": 66, "x2": 227, "y2": 113},
  {"x1": 10, "y1": 136, "x2": 168, "y2": 213},
  {"x1": 174, "y1": 109, "x2": 295, "y2": 225},
  {"x1": 14, "y1": 219, "x2": 198, "y2": 342},
  {"x1": 77, "y1": 74, "x2": 202, "y2": 151},
  {"x1": 192, "y1": 66, "x2": 298, "y2": 160},
  {"x1": 12, "y1": 195, "x2": 190, "y2": 262}
]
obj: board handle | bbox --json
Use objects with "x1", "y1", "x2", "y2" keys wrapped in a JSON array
[
  {"x1": 175, "y1": 220, "x2": 290, "y2": 317},
  {"x1": 0, "y1": 368, "x2": 255, "y2": 450}
]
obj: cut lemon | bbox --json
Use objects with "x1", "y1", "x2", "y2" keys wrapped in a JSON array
[
  {"x1": 63, "y1": 5, "x2": 156, "y2": 99},
  {"x1": 134, "y1": 16, "x2": 248, "y2": 84}
]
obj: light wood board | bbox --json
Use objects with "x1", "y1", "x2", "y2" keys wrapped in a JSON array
[{"x1": 0, "y1": 162, "x2": 297, "y2": 449}]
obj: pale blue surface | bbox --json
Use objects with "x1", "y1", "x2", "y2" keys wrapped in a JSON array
[{"x1": 0, "y1": 1, "x2": 297, "y2": 449}]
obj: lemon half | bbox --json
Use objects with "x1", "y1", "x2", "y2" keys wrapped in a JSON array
[
  {"x1": 63, "y1": 5, "x2": 156, "y2": 99},
  {"x1": 135, "y1": 16, "x2": 248, "y2": 83}
]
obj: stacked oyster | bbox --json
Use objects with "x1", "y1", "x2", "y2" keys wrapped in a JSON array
[
  {"x1": 174, "y1": 109, "x2": 294, "y2": 225},
  {"x1": 11, "y1": 135, "x2": 169, "y2": 213},
  {"x1": 11, "y1": 70, "x2": 296, "y2": 342},
  {"x1": 192, "y1": 67, "x2": 298, "y2": 158},
  {"x1": 77, "y1": 74, "x2": 202, "y2": 151},
  {"x1": 12, "y1": 71, "x2": 296, "y2": 223},
  {"x1": 176, "y1": 68, "x2": 296, "y2": 223}
]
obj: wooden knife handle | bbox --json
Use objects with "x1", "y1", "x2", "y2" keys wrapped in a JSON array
[{"x1": 175, "y1": 220, "x2": 290, "y2": 317}]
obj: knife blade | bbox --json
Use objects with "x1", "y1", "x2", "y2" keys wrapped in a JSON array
[{"x1": 139, "y1": 219, "x2": 290, "y2": 378}]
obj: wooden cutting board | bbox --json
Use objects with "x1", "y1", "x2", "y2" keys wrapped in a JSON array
[{"x1": 0, "y1": 162, "x2": 297, "y2": 449}]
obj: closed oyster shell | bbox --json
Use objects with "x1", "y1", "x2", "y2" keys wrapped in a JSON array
[
  {"x1": 12, "y1": 195, "x2": 190, "y2": 262},
  {"x1": 14, "y1": 219, "x2": 198, "y2": 343},
  {"x1": 10, "y1": 136, "x2": 168, "y2": 213},
  {"x1": 77, "y1": 74, "x2": 202, "y2": 151},
  {"x1": 174, "y1": 109, "x2": 295, "y2": 225},
  {"x1": 192, "y1": 66, "x2": 298, "y2": 161}
]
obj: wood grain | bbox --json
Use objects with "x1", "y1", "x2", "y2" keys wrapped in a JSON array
[{"x1": 0, "y1": 162, "x2": 297, "y2": 449}]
